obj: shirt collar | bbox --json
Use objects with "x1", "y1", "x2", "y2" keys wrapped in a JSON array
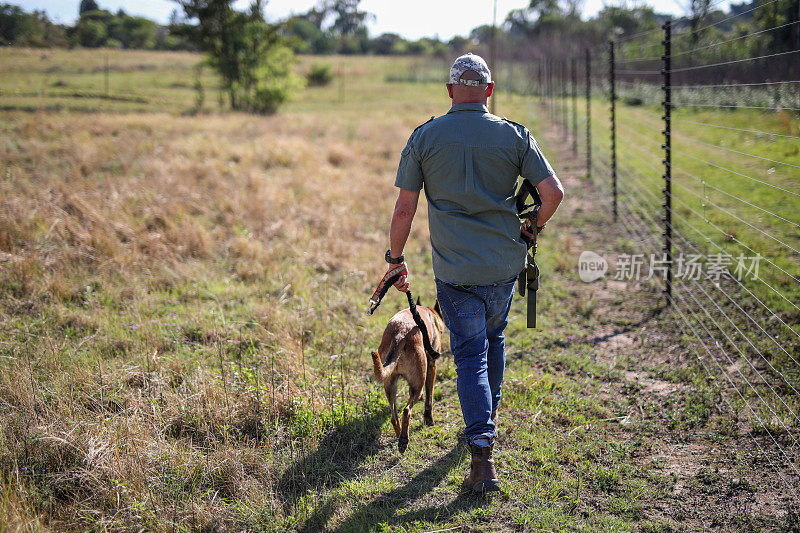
[{"x1": 447, "y1": 102, "x2": 489, "y2": 114}]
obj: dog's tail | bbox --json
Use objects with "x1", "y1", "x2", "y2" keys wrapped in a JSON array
[{"x1": 371, "y1": 342, "x2": 400, "y2": 383}]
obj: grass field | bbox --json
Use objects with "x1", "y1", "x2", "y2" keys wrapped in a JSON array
[{"x1": 0, "y1": 48, "x2": 798, "y2": 531}]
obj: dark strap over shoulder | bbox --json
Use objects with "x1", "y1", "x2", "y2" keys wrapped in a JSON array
[{"x1": 516, "y1": 179, "x2": 542, "y2": 329}]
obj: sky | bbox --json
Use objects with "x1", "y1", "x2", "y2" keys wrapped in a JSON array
[{"x1": 17, "y1": 0, "x2": 723, "y2": 40}]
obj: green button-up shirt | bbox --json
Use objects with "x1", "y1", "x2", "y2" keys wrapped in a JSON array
[{"x1": 395, "y1": 102, "x2": 554, "y2": 285}]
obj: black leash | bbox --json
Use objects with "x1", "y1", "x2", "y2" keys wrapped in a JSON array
[
  {"x1": 516, "y1": 179, "x2": 542, "y2": 329},
  {"x1": 405, "y1": 290, "x2": 440, "y2": 364},
  {"x1": 366, "y1": 273, "x2": 440, "y2": 364}
]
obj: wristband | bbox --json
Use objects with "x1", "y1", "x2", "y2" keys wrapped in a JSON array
[{"x1": 385, "y1": 249, "x2": 405, "y2": 264}]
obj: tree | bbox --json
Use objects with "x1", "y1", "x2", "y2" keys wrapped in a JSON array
[
  {"x1": 0, "y1": 4, "x2": 32, "y2": 45},
  {"x1": 370, "y1": 32, "x2": 402, "y2": 55},
  {"x1": 595, "y1": 4, "x2": 659, "y2": 38},
  {"x1": 529, "y1": 0, "x2": 563, "y2": 20},
  {"x1": 174, "y1": 0, "x2": 304, "y2": 113},
  {"x1": 448, "y1": 35, "x2": 469, "y2": 54},
  {"x1": 75, "y1": 16, "x2": 106, "y2": 46},
  {"x1": 325, "y1": 0, "x2": 372, "y2": 35},
  {"x1": 79, "y1": 0, "x2": 99, "y2": 16},
  {"x1": 688, "y1": 0, "x2": 711, "y2": 42},
  {"x1": 753, "y1": 0, "x2": 800, "y2": 53},
  {"x1": 302, "y1": 6, "x2": 328, "y2": 30},
  {"x1": 0, "y1": 4, "x2": 67, "y2": 46},
  {"x1": 118, "y1": 16, "x2": 157, "y2": 48},
  {"x1": 284, "y1": 16, "x2": 322, "y2": 53}
]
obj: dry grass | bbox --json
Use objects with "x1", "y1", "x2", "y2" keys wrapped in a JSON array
[{"x1": 0, "y1": 88, "x2": 433, "y2": 527}]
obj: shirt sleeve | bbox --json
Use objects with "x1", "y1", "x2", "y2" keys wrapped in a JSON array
[
  {"x1": 394, "y1": 135, "x2": 424, "y2": 191},
  {"x1": 519, "y1": 130, "x2": 554, "y2": 185}
]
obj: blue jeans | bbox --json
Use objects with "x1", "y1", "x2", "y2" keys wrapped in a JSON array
[{"x1": 435, "y1": 276, "x2": 516, "y2": 445}]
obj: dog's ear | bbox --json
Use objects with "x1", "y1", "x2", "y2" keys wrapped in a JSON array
[
  {"x1": 416, "y1": 296, "x2": 421, "y2": 306},
  {"x1": 433, "y1": 299, "x2": 442, "y2": 318}
]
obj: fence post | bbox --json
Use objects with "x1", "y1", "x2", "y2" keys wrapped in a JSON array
[
  {"x1": 538, "y1": 60, "x2": 543, "y2": 102},
  {"x1": 662, "y1": 20, "x2": 673, "y2": 304},
  {"x1": 338, "y1": 62, "x2": 345, "y2": 103},
  {"x1": 609, "y1": 41, "x2": 617, "y2": 223},
  {"x1": 562, "y1": 61, "x2": 568, "y2": 137},
  {"x1": 547, "y1": 59, "x2": 555, "y2": 120},
  {"x1": 545, "y1": 60, "x2": 550, "y2": 115},
  {"x1": 571, "y1": 57, "x2": 578, "y2": 155},
  {"x1": 549, "y1": 59, "x2": 554, "y2": 118},
  {"x1": 585, "y1": 49, "x2": 592, "y2": 182}
]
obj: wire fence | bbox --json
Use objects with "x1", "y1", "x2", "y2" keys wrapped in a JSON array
[{"x1": 535, "y1": 12, "x2": 800, "y2": 496}]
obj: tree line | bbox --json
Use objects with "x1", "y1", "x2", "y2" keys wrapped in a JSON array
[
  {"x1": 0, "y1": 1, "x2": 190, "y2": 49},
  {"x1": 2, "y1": 0, "x2": 797, "y2": 59}
]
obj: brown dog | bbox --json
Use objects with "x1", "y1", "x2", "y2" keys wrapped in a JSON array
[{"x1": 371, "y1": 300, "x2": 445, "y2": 453}]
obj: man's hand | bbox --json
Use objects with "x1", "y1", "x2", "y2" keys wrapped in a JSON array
[
  {"x1": 389, "y1": 262, "x2": 410, "y2": 292},
  {"x1": 521, "y1": 220, "x2": 536, "y2": 240}
]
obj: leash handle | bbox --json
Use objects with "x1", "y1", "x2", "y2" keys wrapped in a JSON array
[{"x1": 367, "y1": 263, "x2": 407, "y2": 315}]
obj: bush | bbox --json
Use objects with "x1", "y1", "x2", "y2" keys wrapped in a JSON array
[
  {"x1": 176, "y1": 1, "x2": 304, "y2": 114},
  {"x1": 307, "y1": 63, "x2": 333, "y2": 86},
  {"x1": 240, "y1": 44, "x2": 305, "y2": 114}
]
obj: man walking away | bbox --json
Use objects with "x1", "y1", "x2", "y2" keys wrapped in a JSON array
[{"x1": 383, "y1": 53, "x2": 564, "y2": 493}]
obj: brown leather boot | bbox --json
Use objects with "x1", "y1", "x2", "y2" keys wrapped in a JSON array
[{"x1": 464, "y1": 443, "x2": 500, "y2": 493}]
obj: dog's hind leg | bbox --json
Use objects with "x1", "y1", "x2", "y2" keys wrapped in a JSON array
[
  {"x1": 398, "y1": 384, "x2": 423, "y2": 453},
  {"x1": 423, "y1": 362, "x2": 436, "y2": 427},
  {"x1": 385, "y1": 376, "x2": 401, "y2": 439}
]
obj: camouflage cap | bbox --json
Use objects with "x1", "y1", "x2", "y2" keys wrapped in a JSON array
[{"x1": 448, "y1": 53, "x2": 492, "y2": 86}]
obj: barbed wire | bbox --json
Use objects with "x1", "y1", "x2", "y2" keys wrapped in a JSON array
[
  {"x1": 666, "y1": 189, "x2": 800, "y2": 313},
  {"x1": 615, "y1": 185, "x2": 800, "y2": 458},
  {"x1": 670, "y1": 102, "x2": 800, "y2": 112},
  {"x1": 674, "y1": 166, "x2": 800, "y2": 228},
  {"x1": 670, "y1": 177, "x2": 800, "y2": 258},
  {"x1": 667, "y1": 285, "x2": 800, "y2": 496},
  {"x1": 672, "y1": 119, "x2": 800, "y2": 141},
  {"x1": 673, "y1": 0, "x2": 784, "y2": 39},
  {"x1": 670, "y1": 80, "x2": 800, "y2": 89},
  {"x1": 678, "y1": 152, "x2": 800, "y2": 199},
  {"x1": 615, "y1": 69, "x2": 661, "y2": 76},
  {"x1": 666, "y1": 49, "x2": 800, "y2": 74},
  {"x1": 669, "y1": 298, "x2": 799, "y2": 497},
  {"x1": 672, "y1": 133, "x2": 800, "y2": 172},
  {"x1": 617, "y1": 174, "x2": 800, "y2": 340},
  {"x1": 669, "y1": 20, "x2": 800, "y2": 58},
  {"x1": 667, "y1": 202, "x2": 800, "y2": 337}
]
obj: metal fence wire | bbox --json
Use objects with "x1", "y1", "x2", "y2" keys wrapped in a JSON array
[{"x1": 533, "y1": 10, "x2": 800, "y2": 496}]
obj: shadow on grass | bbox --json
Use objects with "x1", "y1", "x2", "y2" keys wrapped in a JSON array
[
  {"x1": 308, "y1": 444, "x2": 486, "y2": 533},
  {"x1": 276, "y1": 406, "x2": 390, "y2": 512}
]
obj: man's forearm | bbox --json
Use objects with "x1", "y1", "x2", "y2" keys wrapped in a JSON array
[
  {"x1": 534, "y1": 174, "x2": 564, "y2": 227},
  {"x1": 389, "y1": 204, "x2": 416, "y2": 258},
  {"x1": 537, "y1": 199, "x2": 561, "y2": 227},
  {"x1": 389, "y1": 189, "x2": 420, "y2": 258}
]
